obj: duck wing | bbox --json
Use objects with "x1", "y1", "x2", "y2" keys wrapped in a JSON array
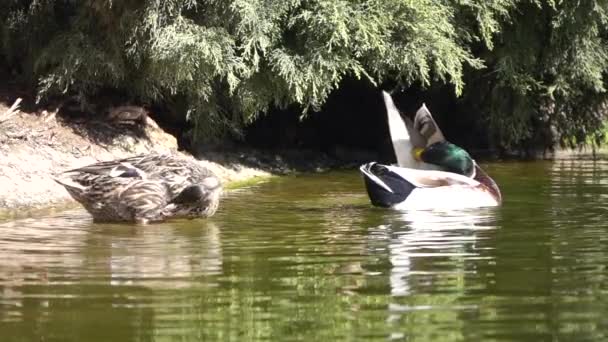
[
  {"x1": 382, "y1": 92, "x2": 446, "y2": 171},
  {"x1": 382, "y1": 91, "x2": 426, "y2": 168},
  {"x1": 134, "y1": 154, "x2": 220, "y2": 198},
  {"x1": 57, "y1": 153, "x2": 221, "y2": 207},
  {"x1": 61, "y1": 154, "x2": 151, "y2": 176},
  {"x1": 114, "y1": 179, "x2": 172, "y2": 223},
  {"x1": 55, "y1": 170, "x2": 171, "y2": 222},
  {"x1": 60, "y1": 153, "x2": 214, "y2": 186},
  {"x1": 387, "y1": 167, "x2": 481, "y2": 188},
  {"x1": 386, "y1": 166, "x2": 500, "y2": 209},
  {"x1": 60, "y1": 153, "x2": 195, "y2": 177}
]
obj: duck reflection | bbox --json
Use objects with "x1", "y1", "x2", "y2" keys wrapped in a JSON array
[
  {"x1": 103, "y1": 221, "x2": 223, "y2": 288},
  {"x1": 0, "y1": 212, "x2": 224, "y2": 290},
  {"x1": 0, "y1": 209, "x2": 224, "y2": 338},
  {"x1": 0, "y1": 209, "x2": 90, "y2": 297},
  {"x1": 369, "y1": 208, "x2": 499, "y2": 297}
]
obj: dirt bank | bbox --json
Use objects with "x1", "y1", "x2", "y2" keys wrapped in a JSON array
[{"x1": 0, "y1": 99, "x2": 297, "y2": 212}]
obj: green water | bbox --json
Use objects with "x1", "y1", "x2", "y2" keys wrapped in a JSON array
[{"x1": 1, "y1": 160, "x2": 607, "y2": 341}]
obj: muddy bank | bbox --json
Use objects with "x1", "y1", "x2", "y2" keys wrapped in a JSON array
[{"x1": 0, "y1": 99, "x2": 350, "y2": 214}]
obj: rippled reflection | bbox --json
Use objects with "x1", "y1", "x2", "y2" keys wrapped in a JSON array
[
  {"x1": 0, "y1": 213, "x2": 223, "y2": 287},
  {"x1": 0, "y1": 211, "x2": 224, "y2": 340},
  {"x1": 1, "y1": 163, "x2": 608, "y2": 341},
  {"x1": 378, "y1": 209, "x2": 499, "y2": 297}
]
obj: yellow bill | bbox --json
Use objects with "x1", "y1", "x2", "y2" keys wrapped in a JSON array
[{"x1": 412, "y1": 147, "x2": 424, "y2": 161}]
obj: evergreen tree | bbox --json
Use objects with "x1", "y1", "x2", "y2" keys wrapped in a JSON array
[
  {"x1": 1, "y1": 1, "x2": 606, "y2": 150},
  {"x1": 469, "y1": 0, "x2": 608, "y2": 150}
]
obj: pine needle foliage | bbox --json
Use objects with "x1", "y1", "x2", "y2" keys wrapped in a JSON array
[
  {"x1": 2, "y1": 0, "x2": 607, "y2": 149},
  {"x1": 468, "y1": 0, "x2": 608, "y2": 149}
]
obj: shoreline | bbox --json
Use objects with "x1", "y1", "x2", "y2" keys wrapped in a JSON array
[
  {"x1": 2, "y1": 99, "x2": 607, "y2": 220},
  {"x1": 2, "y1": 144, "x2": 603, "y2": 220},
  {"x1": 0, "y1": 100, "x2": 342, "y2": 218}
]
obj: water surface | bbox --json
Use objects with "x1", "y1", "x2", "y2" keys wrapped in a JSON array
[{"x1": 1, "y1": 160, "x2": 607, "y2": 341}]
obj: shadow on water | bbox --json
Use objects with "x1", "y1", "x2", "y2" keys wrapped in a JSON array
[{"x1": 1, "y1": 160, "x2": 608, "y2": 341}]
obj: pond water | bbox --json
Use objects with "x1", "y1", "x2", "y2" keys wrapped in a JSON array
[{"x1": 1, "y1": 160, "x2": 607, "y2": 341}]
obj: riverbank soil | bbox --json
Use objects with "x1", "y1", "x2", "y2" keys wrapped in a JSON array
[
  {"x1": 0, "y1": 96, "x2": 275, "y2": 211},
  {"x1": 0, "y1": 88, "x2": 361, "y2": 214}
]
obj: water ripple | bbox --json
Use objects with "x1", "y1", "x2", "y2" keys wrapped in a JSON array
[{"x1": 1, "y1": 163, "x2": 608, "y2": 341}]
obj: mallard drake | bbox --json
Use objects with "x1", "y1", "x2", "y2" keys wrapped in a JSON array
[
  {"x1": 360, "y1": 91, "x2": 501, "y2": 209},
  {"x1": 54, "y1": 153, "x2": 222, "y2": 223}
]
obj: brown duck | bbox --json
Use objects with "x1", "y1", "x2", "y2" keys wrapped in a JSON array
[{"x1": 54, "y1": 153, "x2": 222, "y2": 223}]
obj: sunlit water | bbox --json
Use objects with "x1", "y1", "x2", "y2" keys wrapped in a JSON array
[{"x1": 1, "y1": 160, "x2": 608, "y2": 341}]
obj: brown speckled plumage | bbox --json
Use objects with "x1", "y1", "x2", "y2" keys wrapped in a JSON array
[{"x1": 54, "y1": 153, "x2": 222, "y2": 223}]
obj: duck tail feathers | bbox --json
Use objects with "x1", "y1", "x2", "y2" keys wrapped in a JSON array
[
  {"x1": 360, "y1": 162, "x2": 417, "y2": 208},
  {"x1": 52, "y1": 175, "x2": 87, "y2": 197},
  {"x1": 359, "y1": 162, "x2": 393, "y2": 193}
]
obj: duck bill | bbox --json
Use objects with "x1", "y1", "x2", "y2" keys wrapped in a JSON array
[
  {"x1": 360, "y1": 162, "x2": 414, "y2": 208},
  {"x1": 412, "y1": 147, "x2": 424, "y2": 161}
]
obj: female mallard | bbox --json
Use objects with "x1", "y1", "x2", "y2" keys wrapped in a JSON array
[
  {"x1": 54, "y1": 153, "x2": 222, "y2": 223},
  {"x1": 360, "y1": 91, "x2": 501, "y2": 209}
]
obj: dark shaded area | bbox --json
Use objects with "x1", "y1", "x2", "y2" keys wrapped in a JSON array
[
  {"x1": 1, "y1": 68, "x2": 497, "y2": 165},
  {"x1": 245, "y1": 78, "x2": 389, "y2": 163},
  {"x1": 243, "y1": 78, "x2": 494, "y2": 164}
]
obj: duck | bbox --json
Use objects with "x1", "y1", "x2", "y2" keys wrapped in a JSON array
[
  {"x1": 360, "y1": 91, "x2": 501, "y2": 210},
  {"x1": 54, "y1": 153, "x2": 223, "y2": 223}
]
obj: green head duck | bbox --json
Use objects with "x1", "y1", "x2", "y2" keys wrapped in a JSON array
[{"x1": 413, "y1": 142, "x2": 475, "y2": 177}]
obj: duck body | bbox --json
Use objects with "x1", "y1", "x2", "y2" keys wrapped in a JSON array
[
  {"x1": 361, "y1": 162, "x2": 500, "y2": 210},
  {"x1": 54, "y1": 153, "x2": 222, "y2": 223},
  {"x1": 360, "y1": 92, "x2": 501, "y2": 209}
]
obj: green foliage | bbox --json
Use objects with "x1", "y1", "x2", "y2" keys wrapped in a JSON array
[
  {"x1": 469, "y1": 0, "x2": 608, "y2": 149},
  {"x1": 0, "y1": 0, "x2": 509, "y2": 142},
  {"x1": 1, "y1": 0, "x2": 607, "y2": 150}
]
